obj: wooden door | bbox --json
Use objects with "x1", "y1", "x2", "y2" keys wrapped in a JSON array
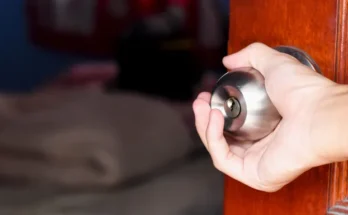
[{"x1": 224, "y1": 0, "x2": 348, "y2": 214}]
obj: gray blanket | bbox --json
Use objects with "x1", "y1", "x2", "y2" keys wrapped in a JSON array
[{"x1": 0, "y1": 156, "x2": 223, "y2": 215}]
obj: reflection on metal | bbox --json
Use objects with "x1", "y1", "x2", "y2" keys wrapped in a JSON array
[{"x1": 210, "y1": 45, "x2": 321, "y2": 142}]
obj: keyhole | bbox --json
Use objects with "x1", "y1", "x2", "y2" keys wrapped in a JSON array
[{"x1": 225, "y1": 97, "x2": 241, "y2": 118}]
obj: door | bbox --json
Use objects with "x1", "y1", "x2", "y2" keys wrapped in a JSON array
[{"x1": 224, "y1": 0, "x2": 348, "y2": 214}]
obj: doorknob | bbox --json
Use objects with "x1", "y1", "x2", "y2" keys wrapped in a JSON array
[{"x1": 210, "y1": 46, "x2": 321, "y2": 142}]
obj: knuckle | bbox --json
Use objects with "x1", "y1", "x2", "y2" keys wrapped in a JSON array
[
  {"x1": 247, "y1": 42, "x2": 267, "y2": 50},
  {"x1": 256, "y1": 183, "x2": 283, "y2": 193},
  {"x1": 192, "y1": 99, "x2": 200, "y2": 110}
]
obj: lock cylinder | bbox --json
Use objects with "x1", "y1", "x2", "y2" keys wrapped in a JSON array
[
  {"x1": 210, "y1": 46, "x2": 321, "y2": 142},
  {"x1": 210, "y1": 67, "x2": 280, "y2": 142}
]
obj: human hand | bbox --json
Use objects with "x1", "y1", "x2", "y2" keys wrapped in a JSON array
[{"x1": 193, "y1": 42, "x2": 343, "y2": 192}]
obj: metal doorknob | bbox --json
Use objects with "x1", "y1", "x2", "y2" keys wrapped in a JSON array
[{"x1": 210, "y1": 46, "x2": 321, "y2": 142}]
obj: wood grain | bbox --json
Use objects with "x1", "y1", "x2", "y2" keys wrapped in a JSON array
[
  {"x1": 328, "y1": 1, "x2": 348, "y2": 212},
  {"x1": 224, "y1": 167, "x2": 330, "y2": 215},
  {"x1": 228, "y1": 0, "x2": 336, "y2": 80},
  {"x1": 225, "y1": 0, "x2": 348, "y2": 214}
]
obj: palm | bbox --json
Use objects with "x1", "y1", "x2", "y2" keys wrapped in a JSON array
[
  {"x1": 193, "y1": 73, "x2": 325, "y2": 192},
  {"x1": 193, "y1": 42, "x2": 338, "y2": 192},
  {"x1": 230, "y1": 119, "x2": 311, "y2": 192}
]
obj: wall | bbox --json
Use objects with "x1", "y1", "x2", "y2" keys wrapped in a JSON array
[{"x1": 0, "y1": 0, "x2": 88, "y2": 92}]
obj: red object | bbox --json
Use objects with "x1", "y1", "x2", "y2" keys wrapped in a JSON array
[
  {"x1": 135, "y1": 0, "x2": 159, "y2": 17},
  {"x1": 26, "y1": 0, "x2": 199, "y2": 57},
  {"x1": 26, "y1": 0, "x2": 114, "y2": 56}
]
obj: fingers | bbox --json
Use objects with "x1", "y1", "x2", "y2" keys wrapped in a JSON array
[
  {"x1": 196, "y1": 92, "x2": 211, "y2": 103},
  {"x1": 206, "y1": 109, "x2": 228, "y2": 154},
  {"x1": 193, "y1": 93, "x2": 245, "y2": 181},
  {"x1": 192, "y1": 92, "x2": 212, "y2": 148},
  {"x1": 222, "y1": 42, "x2": 299, "y2": 79},
  {"x1": 222, "y1": 42, "x2": 317, "y2": 115},
  {"x1": 206, "y1": 109, "x2": 244, "y2": 180}
]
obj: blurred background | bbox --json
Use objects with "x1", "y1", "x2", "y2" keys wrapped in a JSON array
[{"x1": 0, "y1": 0, "x2": 229, "y2": 214}]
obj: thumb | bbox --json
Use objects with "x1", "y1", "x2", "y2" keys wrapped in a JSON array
[
  {"x1": 222, "y1": 42, "x2": 302, "y2": 80},
  {"x1": 221, "y1": 43, "x2": 326, "y2": 114}
]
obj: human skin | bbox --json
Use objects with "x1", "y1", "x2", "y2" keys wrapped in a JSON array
[{"x1": 193, "y1": 42, "x2": 348, "y2": 192}]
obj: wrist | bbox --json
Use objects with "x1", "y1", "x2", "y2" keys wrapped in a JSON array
[{"x1": 311, "y1": 83, "x2": 348, "y2": 166}]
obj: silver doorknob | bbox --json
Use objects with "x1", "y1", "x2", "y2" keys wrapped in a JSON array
[{"x1": 210, "y1": 46, "x2": 321, "y2": 142}]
